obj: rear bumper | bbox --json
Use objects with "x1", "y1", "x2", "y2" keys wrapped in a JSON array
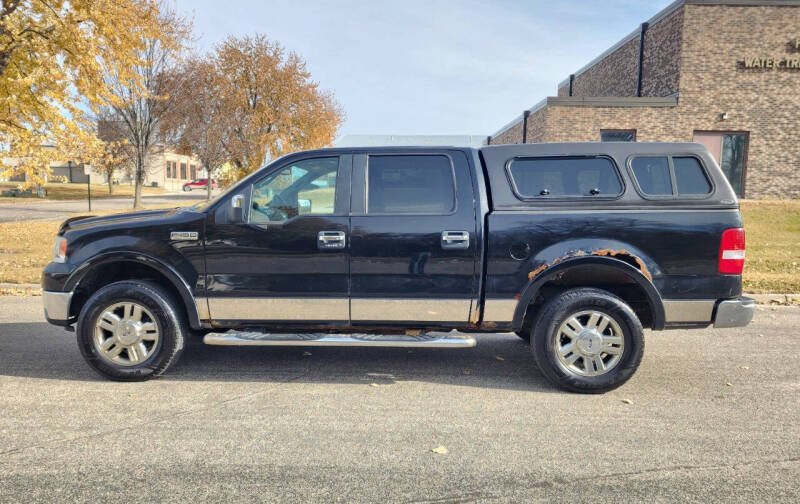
[
  {"x1": 43, "y1": 290, "x2": 73, "y2": 326},
  {"x1": 713, "y1": 297, "x2": 755, "y2": 328}
]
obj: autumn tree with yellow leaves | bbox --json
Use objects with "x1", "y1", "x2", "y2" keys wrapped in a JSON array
[
  {"x1": 213, "y1": 34, "x2": 344, "y2": 181},
  {"x1": 0, "y1": 0, "x2": 173, "y2": 188}
]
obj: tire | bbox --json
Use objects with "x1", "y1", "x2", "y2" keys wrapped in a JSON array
[
  {"x1": 531, "y1": 287, "x2": 644, "y2": 394},
  {"x1": 183, "y1": 185, "x2": 191, "y2": 192},
  {"x1": 515, "y1": 330, "x2": 530, "y2": 343},
  {"x1": 76, "y1": 280, "x2": 186, "y2": 381}
]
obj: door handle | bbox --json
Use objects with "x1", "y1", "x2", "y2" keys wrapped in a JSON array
[
  {"x1": 318, "y1": 231, "x2": 346, "y2": 250},
  {"x1": 441, "y1": 231, "x2": 470, "y2": 250}
]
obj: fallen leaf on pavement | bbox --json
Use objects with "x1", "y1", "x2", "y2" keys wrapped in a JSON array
[
  {"x1": 462, "y1": 369, "x2": 471, "y2": 375},
  {"x1": 621, "y1": 398, "x2": 633, "y2": 405},
  {"x1": 725, "y1": 382, "x2": 733, "y2": 387},
  {"x1": 431, "y1": 446, "x2": 448, "y2": 454},
  {"x1": 302, "y1": 351, "x2": 312, "y2": 356},
  {"x1": 495, "y1": 356, "x2": 504, "y2": 361},
  {"x1": 370, "y1": 383, "x2": 380, "y2": 388}
]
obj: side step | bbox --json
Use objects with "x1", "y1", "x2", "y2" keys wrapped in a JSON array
[{"x1": 203, "y1": 331, "x2": 476, "y2": 348}]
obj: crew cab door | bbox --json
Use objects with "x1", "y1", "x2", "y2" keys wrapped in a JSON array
[
  {"x1": 203, "y1": 155, "x2": 351, "y2": 324},
  {"x1": 349, "y1": 150, "x2": 479, "y2": 325}
]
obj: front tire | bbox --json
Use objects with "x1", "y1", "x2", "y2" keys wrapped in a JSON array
[
  {"x1": 76, "y1": 280, "x2": 186, "y2": 381},
  {"x1": 531, "y1": 287, "x2": 644, "y2": 394},
  {"x1": 183, "y1": 185, "x2": 191, "y2": 192}
]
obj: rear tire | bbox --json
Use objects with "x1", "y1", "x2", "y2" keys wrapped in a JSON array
[
  {"x1": 531, "y1": 287, "x2": 644, "y2": 394},
  {"x1": 76, "y1": 280, "x2": 186, "y2": 381}
]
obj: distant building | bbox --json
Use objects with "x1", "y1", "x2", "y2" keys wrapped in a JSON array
[
  {"x1": 489, "y1": 0, "x2": 800, "y2": 199},
  {"x1": 335, "y1": 135, "x2": 487, "y2": 148}
]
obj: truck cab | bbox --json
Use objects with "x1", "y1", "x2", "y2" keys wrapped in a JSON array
[{"x1": 42, "y1": 143, "x2": 754, "y2": 392}]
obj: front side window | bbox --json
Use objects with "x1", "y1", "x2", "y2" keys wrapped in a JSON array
[
  {"x1": 508, "y1": 156, "x2": 622, "y2": 198},
  {"x1": 249, "y1": 157, "x2": 338, "y2": 224},
  {"x1": 367, "y1": 155, "x2": 455, "y2": 214},
  {"x1": 601, "y1": 130, "x2": 636, "y2": 142},
  {"x1": 631, "y1": 157, "x2": 672, "y2": 196}
]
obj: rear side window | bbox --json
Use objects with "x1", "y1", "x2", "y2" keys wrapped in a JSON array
[
  {"x1": 631, "y1": 157, "x2": 672, "y2": 196},
  {"x1": 367, "y1": 155, "x2": 455, "y2": 214},
  {"x1": 507, "y1": 156, "x2": 622, "y2": 198},
  {"x1": 673, "y1": 157, "x2": 712, "y2": 195},
  {"x1": 630, "y1": 155, "x2": 712, "y2": 198}
]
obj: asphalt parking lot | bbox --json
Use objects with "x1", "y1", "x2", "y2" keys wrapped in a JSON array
[{"x1": 0, "y1": 296, "x2": 798, "y2": 503}]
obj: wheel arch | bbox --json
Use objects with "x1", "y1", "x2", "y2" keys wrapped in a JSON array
[
  {"x1": 513, "y1": 256, "x2": 665, "y2": 331},
  {"x1": 65, "y1": 252, "x2": 203, "y2": 329}
]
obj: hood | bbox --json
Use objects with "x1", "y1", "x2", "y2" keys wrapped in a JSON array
[{"x1": 58, "y1": 208, "x2": 192, "y2": 235}]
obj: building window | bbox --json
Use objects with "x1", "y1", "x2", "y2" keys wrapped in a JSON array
[
  {"x1": 367, "y1": 155, "x2": 455, "y2": 214},
  {"x1": 190, "y1": 164, "x2": 197, "y2": 180},
  {"x1": 180, "y1": 163, "x2": 187, "y2": 179},
  {"x1": 601, "y1": 130, "x2": 636, "y2": 142},
  {"x1": 693, "y1": 131, "x2": 748, "y2": 196},
  {"x1": 507, "y1": 156, "x2": 623, "y2": 199}
]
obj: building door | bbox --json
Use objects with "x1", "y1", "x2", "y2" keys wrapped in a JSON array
[{"x1": 693, "y1": 131, "x2": 748, "y2": 196}]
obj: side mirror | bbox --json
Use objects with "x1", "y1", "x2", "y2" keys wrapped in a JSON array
[
  {"x1": 298, "y1": 198, "x2": 311, "y2": 214},
  {"x1": 230, "y1": 194, "x2": 244, "y2": 223}
]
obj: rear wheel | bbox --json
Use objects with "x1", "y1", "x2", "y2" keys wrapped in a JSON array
[
  {"x1": 531, "y1": 287, "x2": 644, "y2": 393},
  {"x1": 76, "y1": 280, "x2": 186, "y2": 381}
]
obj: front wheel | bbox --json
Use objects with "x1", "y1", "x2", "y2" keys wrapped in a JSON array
[
  {"x1": 531, "y1": 287, "x2": 644, "y2": 394},
  {"x1": 183, "y1": 185, "x2": 191, "y2": 192},
  {"x1": 76, "y1": 280, "x2": 186, "y2": 381}
]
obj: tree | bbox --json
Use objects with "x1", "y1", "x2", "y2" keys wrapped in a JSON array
[
  {"x1": 165, "y1": 57, "x2": 227, "y2": 200},
  {"x1": 103, "y1": 3, "x2": 191, "y2": 207},
  {"x1": 0, "y1": 0, "x2": 167, "y2": 187},
  {"x1": 214, "y1": 34, "x2": 344, "y2": 180},
  {"x1": 95, "y1": 114, "x2": 132, "y2": 194}
]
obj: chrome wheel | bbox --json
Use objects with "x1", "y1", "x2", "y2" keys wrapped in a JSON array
[
  {"x1": 93, "y1": 302, "x2": 160, "y2": 366},
  {"x1": 553, "y1": 310, "x2": 624, "y2": 378}
]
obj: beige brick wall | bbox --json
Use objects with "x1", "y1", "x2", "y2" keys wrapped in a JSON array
[
  {"x1": 571, "y1": 37, "x2": 641, "y2": 97},
  {"x1": 641, "y1": 7, "x2": 683, "y2": 97},
  {"x1": 490, "y1": 3, "x2": 800, "y2": 199},
  {"x1": 677, "y1": 4, "x2": 800, "y2": 198},
  {"x1": 490, "y1": 121, "x2": 524, "y2": 145}
]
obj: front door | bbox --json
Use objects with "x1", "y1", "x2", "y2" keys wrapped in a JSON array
[
  {"x1": 204, "y1": 155, "x2": 351, "y2": 324},
  {"x1": 348, "y1": 151, "x2": 479, "y2": 325}
]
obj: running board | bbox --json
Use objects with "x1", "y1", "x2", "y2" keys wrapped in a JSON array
[{"x1": 203, "y1": 331, "x2": 476, "y2": 348}]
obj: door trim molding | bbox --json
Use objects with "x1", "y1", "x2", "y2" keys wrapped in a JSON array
[
  {"x1": 206, "y1": 297, "x2": 349, "y2": 321},
  {"x1": 351, "y1": 298, "x2": 472, "y2": 323}
]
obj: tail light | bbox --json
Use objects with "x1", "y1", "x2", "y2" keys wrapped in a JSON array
[{"x1": 718, "y1": 228, "x2": 745, "y2": 274}]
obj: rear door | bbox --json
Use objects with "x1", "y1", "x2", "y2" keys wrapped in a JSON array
[{"x1": 349, "y1": 150, "x2": 479, "y2": 325}]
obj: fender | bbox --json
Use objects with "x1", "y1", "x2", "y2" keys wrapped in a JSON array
[
  {"x1": 513, "y1": 256, "x2": 665, "y2": 330},
  {"x1": 65, "y1": 251, "x2": 202, "y2": 329}
]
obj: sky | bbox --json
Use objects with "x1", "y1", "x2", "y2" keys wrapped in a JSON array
[{"x1": 172, "y1": 0, "x2": 669, "y2": 139}]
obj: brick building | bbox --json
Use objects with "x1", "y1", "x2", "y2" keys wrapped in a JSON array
[{"x1": 488, "y1": 0, "x2": 800, "y2": 198}]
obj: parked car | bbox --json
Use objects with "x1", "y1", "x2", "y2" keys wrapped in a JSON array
[
  {"x1": 182, "y1": 178, "x2": 217, "y2": 192},
  {"x1": 42, "y1": 143, "x2": 753, "y2": 392}
]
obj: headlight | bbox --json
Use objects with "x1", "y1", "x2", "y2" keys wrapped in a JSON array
[{"x1": 52, "y1": 236, "x2": 68, "y2": 263}]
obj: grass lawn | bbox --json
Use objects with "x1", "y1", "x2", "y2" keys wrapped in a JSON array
[
  {"x1": 0, "y1": 182, "x2": 167, "y2": 203},
  {"x1": 1, "y1": 200, "x2": 798, "y2": 292}
]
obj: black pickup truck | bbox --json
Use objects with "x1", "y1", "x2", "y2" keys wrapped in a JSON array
[{"x1": 42, "y1": 143, "x2": 754, "y2": 392}]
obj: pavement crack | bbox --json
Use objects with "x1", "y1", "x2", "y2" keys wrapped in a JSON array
[
  {"x1": 403, "y1": 456, "x2": 800, "y2": 504},
  {"x1": 0, "y1": 373, "x2": 308, "y2": 457}
]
